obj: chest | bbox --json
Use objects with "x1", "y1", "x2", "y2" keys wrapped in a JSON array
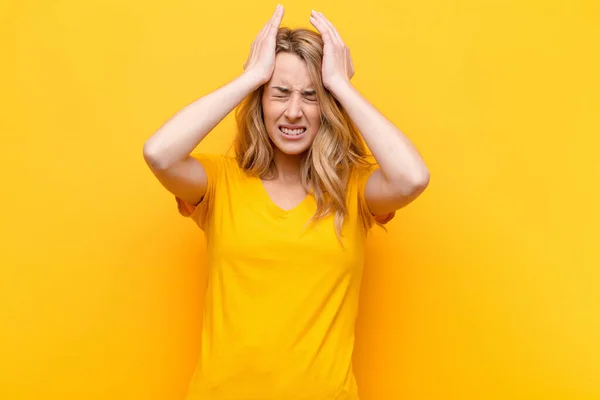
[
  {"x1": 259, "y1": 178, "x2": 308, "y2": 211},
  {"x1": 205, "y1": 177, "x2": 364, "y2": 271}
]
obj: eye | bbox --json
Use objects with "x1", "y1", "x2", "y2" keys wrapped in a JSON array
[{"x1": 304, "y1": 96, "x2": 318, "y2": 102}]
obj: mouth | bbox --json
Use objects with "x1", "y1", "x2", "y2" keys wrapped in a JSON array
[{"x1": 279, "y1": 126, "x2": 307, "y2": 139}]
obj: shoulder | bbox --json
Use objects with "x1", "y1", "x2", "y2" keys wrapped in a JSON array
[
  {"x1": 175, "y1": 153, "x2": 242, "y2": 230},
  {"x1": 349, "y1": 159, "x2": 396, "y2": 228},
  {"x1": 188, "y1": 152, "x2": 241, "y2": 178},
  {"x1": 188, "y1": 152, "x2": 234, "y2": 168},
  {"x1": 349, "y1": 159, "x2": 376, "y2": 192}
]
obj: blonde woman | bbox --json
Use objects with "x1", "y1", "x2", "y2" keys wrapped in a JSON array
[{"x1": 143, "y1": 5, "x2": 429, "y2": 399}]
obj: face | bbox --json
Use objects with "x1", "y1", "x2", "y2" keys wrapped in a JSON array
[{"x1": 261, "y1": 52, "x2": 322, "y2": 156}]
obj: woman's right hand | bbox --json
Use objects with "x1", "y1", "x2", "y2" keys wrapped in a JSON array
[{"x1": 243, "y1": 4, "x2": 284, "y2": 85}]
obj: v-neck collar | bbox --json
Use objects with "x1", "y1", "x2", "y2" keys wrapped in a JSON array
[{"x1": 254, "y1": 176, "x2": 313, "y2": 217}]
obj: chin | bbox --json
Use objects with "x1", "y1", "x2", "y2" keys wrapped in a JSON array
[
  {"x1": 267, "y1": 129, "x2": 316, "y2": 156},
  {"x1": 272, "y1": 141, "x2": 312, "y2": 156}
]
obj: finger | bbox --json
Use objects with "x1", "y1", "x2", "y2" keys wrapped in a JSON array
[
  {"x1": 312, "y1": 11, "x2": 337, "y2": 44},
  {"x1": 247, "y1": 6, "x2": 278, "y2": 69},
  {"x1": 309, "y1": 11, "x2": 333, "y2": 44},
  {"x1": 268, "y1": 4, "x2": 284, "y2": 37},
  {"x1": 318, "y1": 12, "x2": 344, "y2": 47},
  {"x1": 254, "y1": 8, "x2": 275, "y2": 42},
  {"x1": 261, "y1": 4, "x2": 283, "y2": 40},
  {"x1": 257, "y1": 8, "x2": 277, "y2": 39}
]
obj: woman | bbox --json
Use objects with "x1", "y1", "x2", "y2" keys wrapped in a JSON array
[{"x1": 143, "y1": 5, "x2": 429, "y2": 399}]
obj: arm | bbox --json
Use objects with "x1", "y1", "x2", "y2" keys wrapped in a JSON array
[
  {"x1": 328, "y1": 82, "x2": 430, "y2": 215},
  {"x1": 310, "y1": 11, "x2": 429, "y2": 216},
  {"x1": 143, "y1": 5, "x2": 284, "y2": 206},
  {"x1": 143, "y1": 4, "x2": 285, "y2": 169},
  {"x1": 143, "y1": 72, "x2": 263, "y2": 170}
]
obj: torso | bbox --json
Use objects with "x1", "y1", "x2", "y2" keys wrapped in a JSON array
[
  {"x1": 182, "y1": 154, "x2": 373, "y2": 400},
  {"x1": 260, "y1": 178, "x2": 308, "y2": 211}
]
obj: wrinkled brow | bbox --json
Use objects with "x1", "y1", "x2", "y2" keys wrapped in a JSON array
[{"x1": 272, "y1": 86, "x2": 317, "y2": 96}]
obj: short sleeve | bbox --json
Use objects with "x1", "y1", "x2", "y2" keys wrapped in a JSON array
[
  {"x1": 175, "y1": 153, "x2": 224, "y2": 231},
  {"x1": 356, "y1": 165, "x2": 396, "y2": 228}
]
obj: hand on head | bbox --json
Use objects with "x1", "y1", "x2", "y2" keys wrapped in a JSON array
[
  {"x1": 243, "y1": 5, "x2": 284, "y2": 85},
  {"x1": 243, "y1": 5, "x2": 354, "y2": 90},
  {"x1": 309, "y1": 10, "x2": 354, "y2": 91}
]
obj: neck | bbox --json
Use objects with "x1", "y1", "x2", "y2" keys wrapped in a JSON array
[{"x1": 271, "y1": 149, "x2": 305, "y2": 183}]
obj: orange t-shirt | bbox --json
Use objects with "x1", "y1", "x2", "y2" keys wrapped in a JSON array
[{"x1": 176, "y1": 153, "x2": 394, "y2": 400}]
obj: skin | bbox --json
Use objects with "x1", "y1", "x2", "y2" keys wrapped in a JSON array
[
  {"x1": 261, "y1": 52, "x2": 321, "y2": 183},
  {"x1": 144, "y1": 5, "x2": 429, "y2": 218},
  {"x1": 309, "y1": 9, "x2": 430, "y2": 215},
  {"x1": 249, "y1": 7, "x2": 429, "y2": 216}
]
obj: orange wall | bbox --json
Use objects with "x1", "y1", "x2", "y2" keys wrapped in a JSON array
[{"x1": 1, "y1": 0, "x2": 599, "y2": 399}]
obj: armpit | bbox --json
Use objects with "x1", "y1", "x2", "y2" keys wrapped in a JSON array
[
  {"x1": 176, "y1": 196, "x2": 197, "y2": 217},
  {"x1": 373, "y1": 211, "x2": 396, "y2": 225}
]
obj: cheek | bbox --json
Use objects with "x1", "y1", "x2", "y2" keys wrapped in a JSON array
[
  {"x1": 308, "y1": 107, "x2": 322, "y2": 130},
  {"x1": 263, "y1": 102, "x2": 284, "y2": 122},
  {"x1": 262, "y1": 103, "x2": 282, "y2": 137},
  {"x1": 261, "y1": 102, "x2": 272, "y2": 120}
]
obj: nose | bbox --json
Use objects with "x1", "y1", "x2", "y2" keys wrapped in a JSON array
[{"x1": 284, "y1": 95, "x2": 303, "y2": 120}]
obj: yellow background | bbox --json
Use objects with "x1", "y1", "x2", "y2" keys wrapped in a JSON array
[{"x1": 1, "y1": 0, "x2": 599, "y2": 399}]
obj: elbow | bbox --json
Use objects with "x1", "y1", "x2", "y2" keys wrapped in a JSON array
[
  {"x1": 405, "y1": 177, "x2": 429, "y2": 199},
  {"x1": 143, "y1": 141, "x2": 158, "y2": 165},
  {"x1": 413, "y1": 170, "x2": 430, "y2": 191},
  {"x1": 143, "y1": 141, "x2": 170, "y2": 171},
  {"x1": 393, "y1": 171, "x2": 430, "y2": 198}
]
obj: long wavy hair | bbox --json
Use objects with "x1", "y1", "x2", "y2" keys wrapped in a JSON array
[{"x1": 233, "y1": 27, "x2": 380, "y2": 240}]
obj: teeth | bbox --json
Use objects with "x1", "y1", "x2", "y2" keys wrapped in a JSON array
[{"x1": 280, "y1": 127, "x2": 306, "y2": 135}]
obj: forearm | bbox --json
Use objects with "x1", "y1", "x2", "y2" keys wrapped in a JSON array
[
  {"x1": 143, "y1": 71, "x2": 263, "y2": 169},
  {"x1": 331, "y1": 81, "x2": 429, "y2": 186}
]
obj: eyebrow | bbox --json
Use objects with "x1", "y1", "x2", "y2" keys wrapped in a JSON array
[{"x1": 271, "y1": 86, "x2": 317, "y2": 96}]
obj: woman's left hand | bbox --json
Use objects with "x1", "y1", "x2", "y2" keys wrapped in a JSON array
[{"x1": 309, "y1": 10, "x2": 354, "y2": 92}]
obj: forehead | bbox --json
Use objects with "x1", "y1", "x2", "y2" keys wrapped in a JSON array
[{"x1": 269, "y1": 52, "x2": 314, "y2": 88}]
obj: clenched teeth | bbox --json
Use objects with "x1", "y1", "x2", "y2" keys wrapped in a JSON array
[{"x1": 280, "y1": 127, "x2": 306, "y2": 135}]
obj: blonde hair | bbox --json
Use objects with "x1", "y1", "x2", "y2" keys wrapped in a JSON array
[{"x1": 233, "y1": 27, "x2": 380, "y2": 240}]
